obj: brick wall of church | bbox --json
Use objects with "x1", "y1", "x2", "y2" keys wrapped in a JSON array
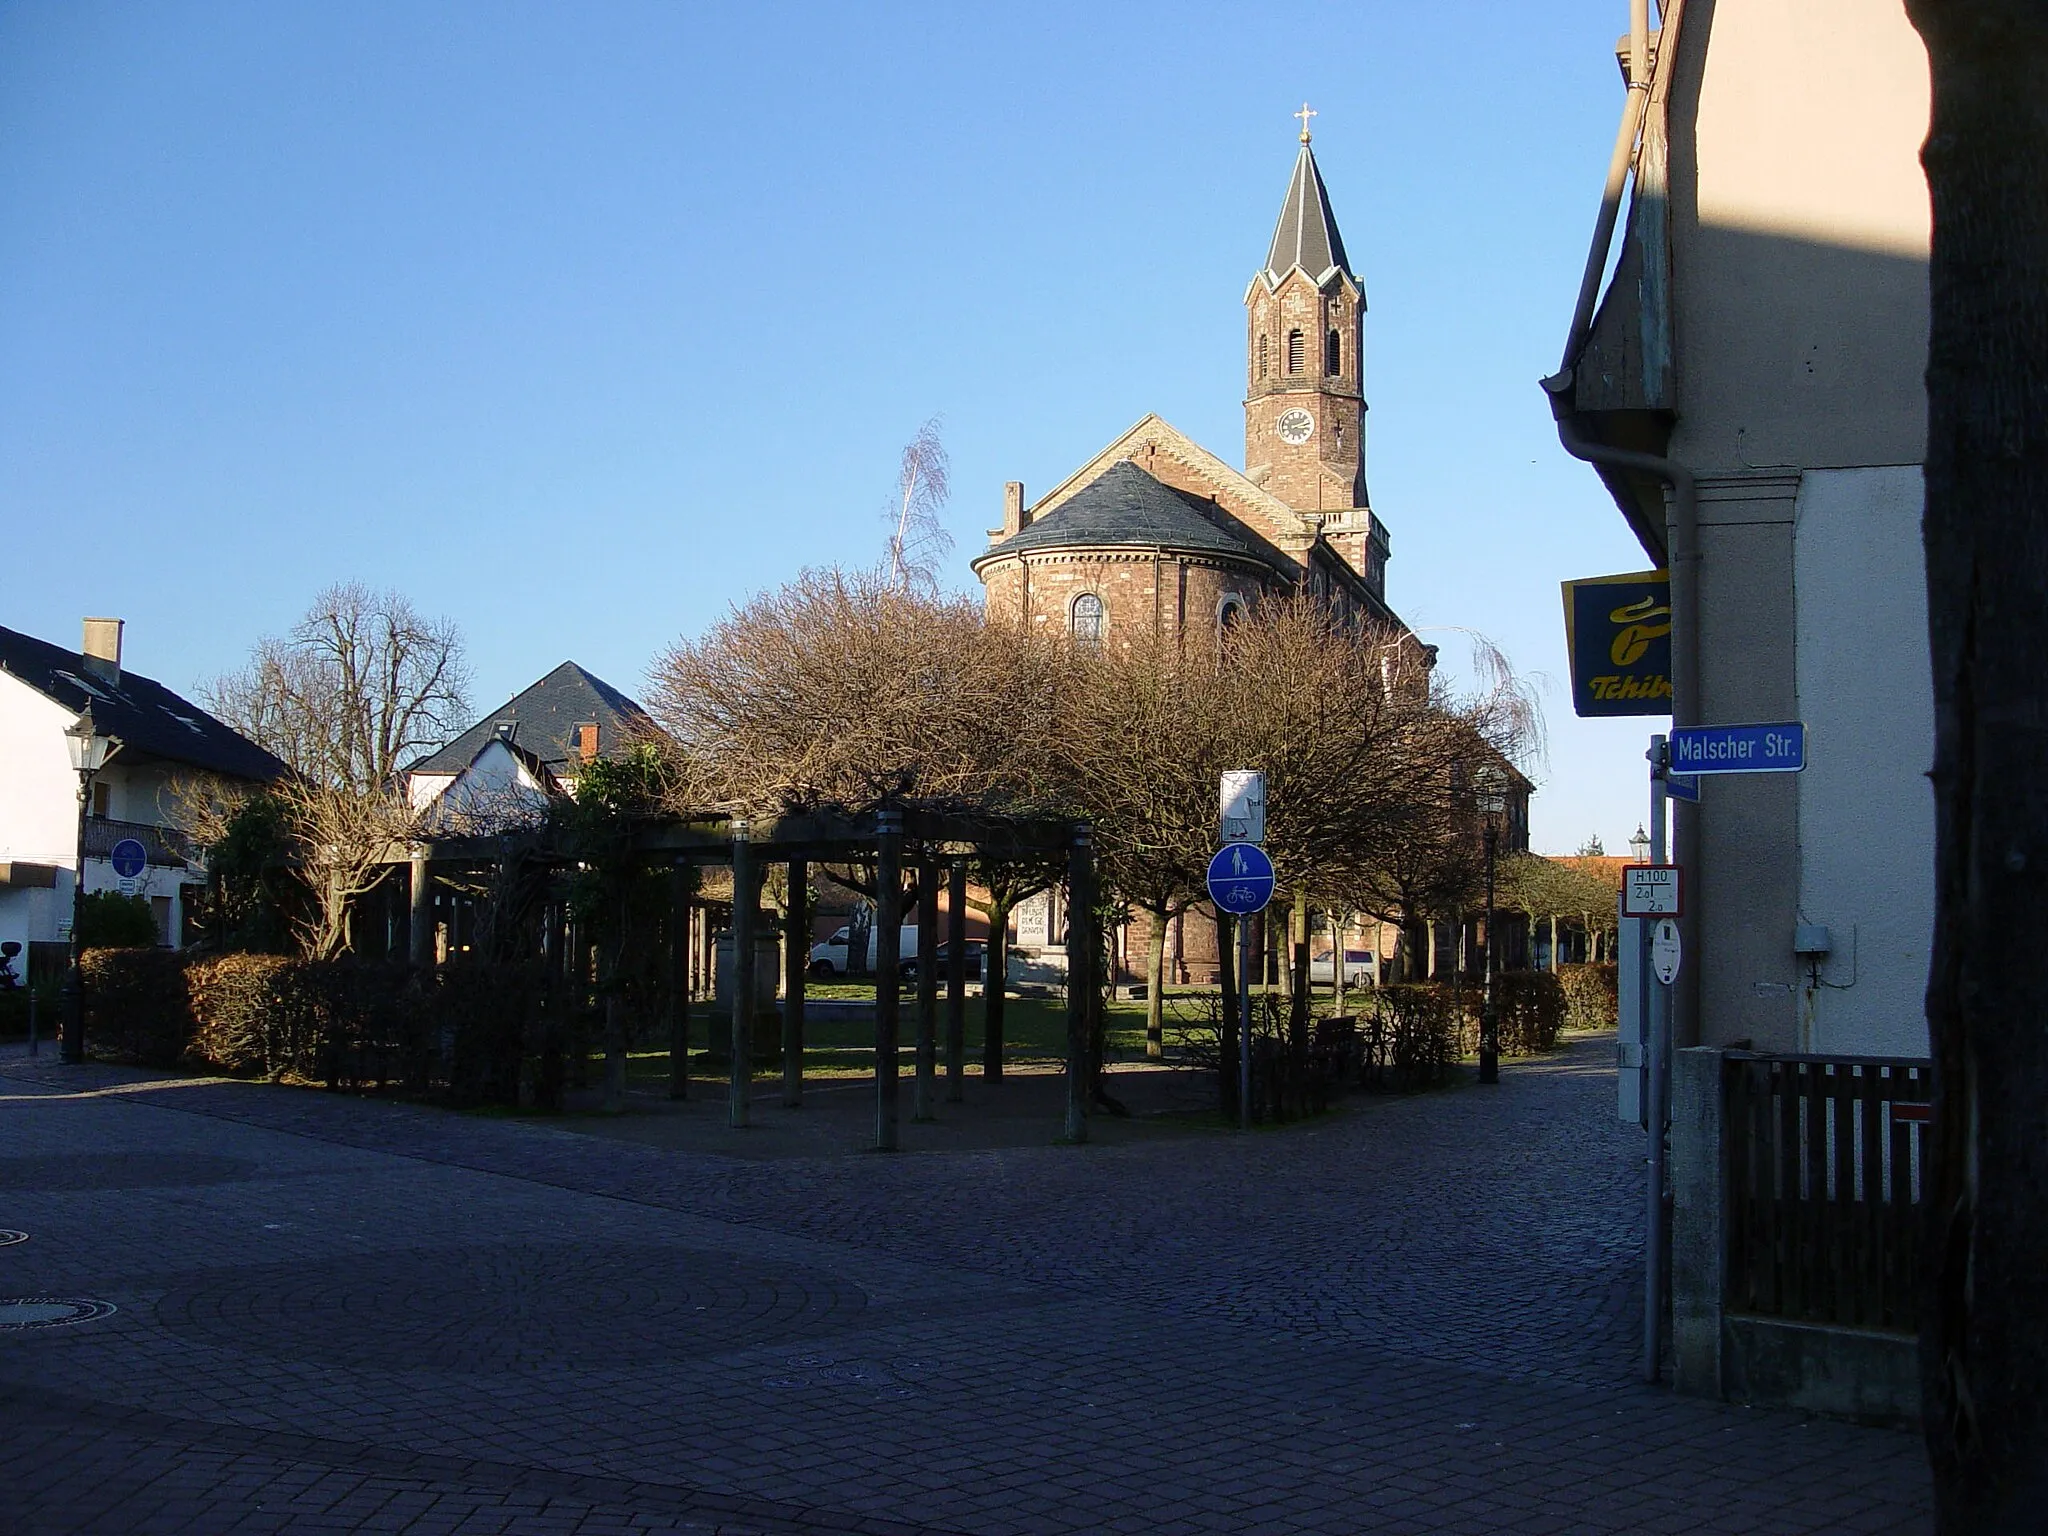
[{"x1": 980, "y1": 553, "x2": 1280, "y2": 649}]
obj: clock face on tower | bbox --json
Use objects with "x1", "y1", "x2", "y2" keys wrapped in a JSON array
[{"x1": 1276, "y1": 408, "x2": 1314, "y2": 446}]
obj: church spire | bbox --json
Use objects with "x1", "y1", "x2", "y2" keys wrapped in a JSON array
[
  {"x1": 1245, "y1": 115, "x2": 1369, "y2": 533},
  {"x1": 1262, "y1": 129, "x2": 1353, "y2": 285}
]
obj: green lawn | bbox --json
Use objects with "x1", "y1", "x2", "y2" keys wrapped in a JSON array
[{"x1": 621, "y1": 992, "x2": 1214, "y2": 1083}]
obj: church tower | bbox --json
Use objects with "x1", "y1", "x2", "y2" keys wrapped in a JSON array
[{"x1": 1244, "y1": 112, "x2": 1371, "y2": 565}]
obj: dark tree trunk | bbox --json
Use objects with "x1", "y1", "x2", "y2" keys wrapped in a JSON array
[
  {"x1": 1907, "y1": 3, "x2": 2048, "y2": 1528},
  {"x1": 982, "y1": 892, "x2": 1011, "y2": 1080},
  {"x1": 1143, "y1": 900, "x2": 1169, "y2": 1059}
]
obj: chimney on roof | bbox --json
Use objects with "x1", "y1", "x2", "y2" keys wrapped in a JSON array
[
  {"x1": 576, "y1": 723, "x2": 599, "y2": 764},
  {"x1": 82, "y1": 618, "x2": 124, "y2": 686},
  {"x1": 1003, "y1": 481, "x2": 1028, "y2": 537}
]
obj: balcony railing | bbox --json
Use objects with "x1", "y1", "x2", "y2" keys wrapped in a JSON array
[{"x1": 82, "y1": 817, "x2": 196, "y2": 869}]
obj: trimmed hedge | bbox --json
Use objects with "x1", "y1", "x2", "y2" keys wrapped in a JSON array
[
  {"x1": 1361, "y1": 984, "x2": 1462, "y2": 1091},
  {"x1": 81, "y1": 949, "x2": 553, "y2": 1105},
  {"x1": 1557, "y1": 962, "x2": 1619, "y2": 1032},
  {"x1": 81, "y1": 948, "x2": 193, "y2": 1067}
]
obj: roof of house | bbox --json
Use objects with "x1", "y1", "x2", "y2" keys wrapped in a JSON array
[
  {"x1": 1263, "y1": 142, "x2": 1353, "y2": 285},
  {"x1": 408, "y1": 661, "x2": 651, "y2": 776},
  {"x1": 975, "y1": 461, "x2": 1258, "y2": 563},
  {"x1": 0, "y1": 623, "x2": 286, "y2": 783}
]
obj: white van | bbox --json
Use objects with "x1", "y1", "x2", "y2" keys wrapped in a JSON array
[{"x1": 808, "y1": 925, "x2": 918, "y2": 976}]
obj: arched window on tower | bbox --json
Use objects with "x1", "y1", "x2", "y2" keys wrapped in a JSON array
[
  {"x1": 1258, "y1": 335, "x2": 1269, "y2": 378},
  {"x1": 1070, "y1": 592, "x2": 1105, "y2": 649},
  {"x1": 1287, "y1": 330, "x2": 1304, "y2": 374},
  {"x1": 1326, "y1": 328, "x2": 1342, "y2": 375}
]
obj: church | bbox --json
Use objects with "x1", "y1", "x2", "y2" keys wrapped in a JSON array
[{"x1": 973, "y1": 115, "x2": 1407, "y2": 650}]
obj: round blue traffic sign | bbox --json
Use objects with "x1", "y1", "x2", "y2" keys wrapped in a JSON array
[
  {"x1": 1207, "y1": 842, "x2": 1276, "y2": 916},
  {"x1": 109, "y1": 839, "x2": 147, "y2": 880}
]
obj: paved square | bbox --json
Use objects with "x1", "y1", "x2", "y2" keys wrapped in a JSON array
[{"x1": 0, "y1": 1039, "x2": 1930, "y2": 1534}]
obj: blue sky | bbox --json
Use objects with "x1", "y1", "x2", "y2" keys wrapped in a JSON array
[{"x1": 0, "y1": 0, "x2": 1662, "y2": 854}]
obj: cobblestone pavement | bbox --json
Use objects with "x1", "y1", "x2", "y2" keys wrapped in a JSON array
[{"x1": 0, "y1": 1040, "x2": 1931, "y2": 1534}]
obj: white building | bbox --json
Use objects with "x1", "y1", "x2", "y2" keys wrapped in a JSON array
[{"x1": 0, "y1": 618, "x2": 283, "y2": 978}]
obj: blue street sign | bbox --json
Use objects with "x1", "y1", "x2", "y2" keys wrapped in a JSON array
[
  {"x1": 1664, "y1": 771, "x2": 1700, "y2": 803},
  {"x1": 109, "y1": 838, "x2": 148, "y2": 879},
  {"x1": 1207, "y1": 842, "x2": 1276, "y2": 916},
  {"x1": 1668, "y1": 722, "x2": 1806, "y2": 775}
]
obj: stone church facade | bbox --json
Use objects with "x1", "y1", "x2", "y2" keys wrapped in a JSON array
[
  {"x1": 973, "y1": 127, "x2": 1409, "y2": 655},
  {"x1": 977, "y1": 126, "x2": 1459, "y2": 983}
]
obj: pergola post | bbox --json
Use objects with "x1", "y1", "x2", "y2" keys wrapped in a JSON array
[
  {"x1": 945, "y1": 856, "x2": 967, "y2": 1103},
  {"x1": 875, "y1": 809, "x2": 903, "y2": 1150},
  {"x1": 730, "y1": 819, "x2": 755, "y2": 1129},
  {"x1": 783, "y1": 857, "x2": 807, "y2": 1108},
  {"x1": 914, "y1": 854, "x2": 939, "y2": 1122},
  {"x1": 669, "y1": 862, "x2": 692, "y2": 1101},
  {"x1": 1065, "y1": 823, "x2": 1094, "y2": 1143},
  {"x1": 408, "y1": 848, "x2": 432, "y2": 969}
]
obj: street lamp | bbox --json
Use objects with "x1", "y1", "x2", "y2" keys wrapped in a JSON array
[
  {"x1": 1629, "y1": 825, "x2": 1651, "y2": 864},
  {"x1": 1473, "y1": 762, "x2": 1509, "y2": 1086},
  {"x1": 60, "y1": 706, "x2": 118, "y2": 1065}
]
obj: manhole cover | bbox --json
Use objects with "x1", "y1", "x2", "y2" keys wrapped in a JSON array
[
  {"x1": 0, "y1": 1231, "x2": 27, "y2": 1247},
  {"x1": 0, "y1": 1297, "x2": 117, "y2": 1331},
  {"x1": 0, "y1": 1154, "x2": 257, "y2": 1191},
  {"x1": 155, "y1": 1243, "x2": 869, "y2": 1373}
]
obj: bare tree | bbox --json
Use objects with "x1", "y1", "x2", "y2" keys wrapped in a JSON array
[
  {"x1": 647, "y1": 566, "x2": 1062, "y2": 820},
  {"x1": 885, "y1": 417, "x2": 953, "y2": 592},
  {"x1": 205, "y1": 583, "x2": 472, "y2": 958},
  {"x1": 1906, "y1": 1, "x2": 2048, "y2": 1527}
]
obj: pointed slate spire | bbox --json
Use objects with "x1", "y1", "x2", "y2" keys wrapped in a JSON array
[{"x1": 1262, "y1": 138, "x2": 1352, "y2": 285}]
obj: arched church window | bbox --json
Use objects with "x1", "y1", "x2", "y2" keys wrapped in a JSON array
[
  {"x1": 1326, "y1": 328, "x2": 1342, "y2": 375},
  {"x1": 1217, "y1": 594, "x2": 1245, "y2": 631},
  {"x1": 1287, "y1": 330, "x2": 1304, "y2": 374},
  {"x1": 1070, "y1": 592, "x2": 1105, "y2": 648}
]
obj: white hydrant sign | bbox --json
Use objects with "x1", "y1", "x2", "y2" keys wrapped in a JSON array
[{"x1": 1622, "y1": 863, "x2": 1683, "y2": 917}]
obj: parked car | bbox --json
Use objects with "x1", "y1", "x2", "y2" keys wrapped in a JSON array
[
  {"x1": 900, "y1": 940, "x2": 986, "y2": 985},
  {"x1": 1308, "y1": 947, "x2": 1378, "y2": 986},
  {"x1": 808, "y1": 925, "x2": 920, "y2": 976}
]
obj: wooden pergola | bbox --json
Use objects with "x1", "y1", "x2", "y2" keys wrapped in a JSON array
[{"x1": 394, "y1": 804, "x2": 1098, "y2": 1147}]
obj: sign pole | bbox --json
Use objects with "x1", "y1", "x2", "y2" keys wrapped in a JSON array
[
  {"x1": 1238, "y1": 916, "x2": 1253, "y2": 1132},
  {"x1": 1643, "y1": 733, "x2": 1670, "y2": 1383}
]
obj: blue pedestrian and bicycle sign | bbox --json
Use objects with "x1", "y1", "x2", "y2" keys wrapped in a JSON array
[
  {"x1": 1668, "y1": 722, "x2": 1806, "y2": 775},
  {"x1": 108, "y1": 838, "x2": 148, "y2": 879},
  {"x1": 1207, "y1": 842, "x2": 1276, "y2": 916}
]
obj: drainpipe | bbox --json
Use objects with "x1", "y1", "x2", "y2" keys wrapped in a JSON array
[{"x1": 1542, "y1": 0, "x2": 1698, "y2": 1048}]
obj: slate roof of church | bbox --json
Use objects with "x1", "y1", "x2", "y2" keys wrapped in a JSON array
[
  {"x1": 976, "y1": 461, "x2": 1258, "y2": 562},
  {"x1": 0, "y1": 622, "x2": 285, "y2": 783},
  {"x1": 1264, "y1": 143, "x2": 1352, "y2": 283},
  {"x1": 408, "y1": 661, "x2": 651, "y2": 776}
]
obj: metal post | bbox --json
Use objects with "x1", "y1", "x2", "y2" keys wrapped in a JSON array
[
  {"x1": 874, "y1": 810, "x2": 903, "y2": 1151},
  {"x1": 1644, "y1": 732, "x2": 1671, "y2": 1382},
  {"x1": 730, "y1": 819, "x2": 754, "y2": 1129},
  {"x1": 1480, "y1": 819, "x2": 1500, "y2": 1084},
  {"x1": 783, "y1": 858, "x2": 807, "y2": 1108},
  {"x1": 1237, "y1": 916, "x2": 1253, "y2": 1132},
  {"x1": 945, "y1": 857, "x2": 967, "y2": 1103},
  {"x1": 59, "y1": 772, "x2": 90, "y2": 1064},
  {"x1": 914, "y1": 856, "x2": 939, "y2": 1122}
]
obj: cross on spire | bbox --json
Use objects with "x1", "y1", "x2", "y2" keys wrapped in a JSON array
[{"x1": 1294, "y1": 102, "x2": 1317, "y2": 144}]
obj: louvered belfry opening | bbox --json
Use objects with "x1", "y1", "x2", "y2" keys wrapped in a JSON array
[{"x1": 1286, "y1": 330, "x2": 1304, "y2": 374}]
